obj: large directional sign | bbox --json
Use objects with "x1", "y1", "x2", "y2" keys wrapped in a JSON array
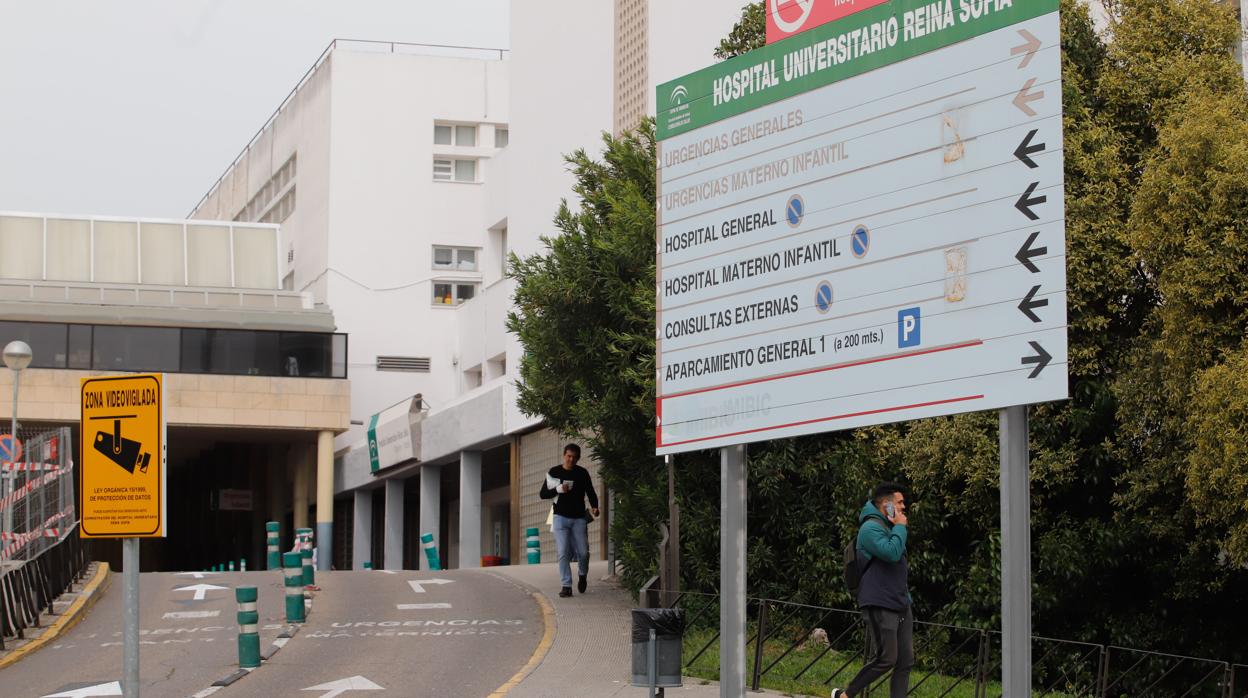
[{"x1": 655, "y1": 0, "x2": 1066, "y2": 454}]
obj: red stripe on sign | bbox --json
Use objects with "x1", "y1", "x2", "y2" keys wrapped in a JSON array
[
  {"x1": 766, "y1": 0, "x2": 892, "y2": 45},
  {"x1": 662, "y1": 340, "x2": 983, "y2": 401},
  {"x1": 659, "y1": 394, "x2": 985, "y2": 448}
]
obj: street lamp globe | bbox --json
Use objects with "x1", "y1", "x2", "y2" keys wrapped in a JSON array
[{"x1": 2, "y1": 341, "x2": 32, "y2": 372}]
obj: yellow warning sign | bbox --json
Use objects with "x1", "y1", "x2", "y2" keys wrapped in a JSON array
[{"x1": 79, "y1": 374, "x2": 166, "y2": 538}]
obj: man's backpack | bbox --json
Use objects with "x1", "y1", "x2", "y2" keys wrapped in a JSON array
[{"x1": 842, "y1": 531, "x2": 875, "y2": 595}]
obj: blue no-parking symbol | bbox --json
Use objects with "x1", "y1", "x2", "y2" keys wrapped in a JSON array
[
  {"x1": 786, "y1": 195, "x2": 805, "y2": 227},
  {"x1": 815, "y1": 281, "x2": 833, "y2": 313},
  {"x1": 0, "y1": 434, "x2": 22, "y2": 462},
  {"x1": 851, "y1": 225, "x2": 871, "y2": 258},
  {"x1": 898, "y1": 307, "x2": 921, "y2": 348}
]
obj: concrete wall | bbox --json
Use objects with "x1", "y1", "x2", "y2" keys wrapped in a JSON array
[
  {"x1": 0, "y1": 368, "x2": 349, "y2": 431},
  {"x1": 325, "y1": 51, "x2": 508, "y2": 451}
]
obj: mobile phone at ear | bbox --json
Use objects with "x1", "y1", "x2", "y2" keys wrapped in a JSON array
[{"x1": 885, "y1": 502, "x2": 896, "y2": 518}]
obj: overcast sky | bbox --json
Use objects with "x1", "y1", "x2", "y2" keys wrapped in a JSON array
[{"x1": 0, "y1": 0, "x2": 510, "y2": 219}]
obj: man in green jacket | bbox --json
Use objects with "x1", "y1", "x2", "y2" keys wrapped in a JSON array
[{"x1": 832, "y1": 483, "x2": 913, "y2": 698}]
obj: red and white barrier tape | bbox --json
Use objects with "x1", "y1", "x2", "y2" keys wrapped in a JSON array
[
  {"x1": 0, "y1": 507, "x2": 75, "y2": 560},
  {"x1": 0, "y1": 468, "x2": 66, "y2": 514},
  {"x1": 1, "y1": 461, "x2": 60, "y2": 472}
]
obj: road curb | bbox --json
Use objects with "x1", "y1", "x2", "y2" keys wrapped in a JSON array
[
  {"x1": 486, "y1": 591, "x2": 557, "y2": 697},
  {"x1": 192, "y1": 592, "x2": 312, "y2": 697},
  {"x1": 0, "y1": 562, "x2": 111, "y2": 670}
]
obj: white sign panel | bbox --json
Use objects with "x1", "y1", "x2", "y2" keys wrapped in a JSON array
[{"x1": 656, "y1": 10, "x2": 1066, "y2": 454}]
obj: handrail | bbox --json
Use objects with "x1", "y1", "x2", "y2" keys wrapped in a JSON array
[{"x1": 658, "y1": 588, "x2": 1241, "y2": 696}]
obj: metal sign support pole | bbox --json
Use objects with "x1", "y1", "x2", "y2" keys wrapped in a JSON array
[
  {"x1": 999, "y1": 405, "x2": 1031, "y2": 695},
  {"x1": 720, "y1": 444, "x2": 746, "y2": 697},
  {"x1": 123, "y1": 537, "x2": 140, "y2": 697}
]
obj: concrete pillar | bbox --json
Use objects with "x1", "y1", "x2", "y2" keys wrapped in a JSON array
[
  {"x1": 419, "y1": 465, "x2": 441, "y2": 571},
  {"x1": 353, "y1": 490, "x2": 373, "y2": 570},
  {"x1": 292, "y1": 446, "x2": 309, "y2": 535},
  {"x1": 459, "y1": 451, "x2": 482, "y2": 569},
  {"x1": 384, "y1": 478, "x2": 405, "y2": 570},
  {"x1": 315, "y1": 430, "x2": 334, "y2": 571},
  {"x1": 269, "y1": 445, "x2": 286, "y2": 525}
]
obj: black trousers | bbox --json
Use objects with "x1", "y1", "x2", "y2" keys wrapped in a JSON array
[{"x1": 846, "y1": 606, "x2": 914, "y2": 697}]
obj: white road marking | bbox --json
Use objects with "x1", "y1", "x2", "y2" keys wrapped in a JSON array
[
  {"x1": 302, "y1": 676, "x2": 383, "y2": 697},
  {"x1": 395, "y1": 603, "x2": 452, "y2": 610},
  {"x1": 406, "y1": 579, "x2": 454, "y2": 594},
  {"x1": 173, "y1": 583, "x2": 228, "y2": 601},
  {"x1": 41, "y1": 681, "x2": 122, "y2": 697},
  {"x1": 162, "y1": 610, "x2": 220, "y2": 620}
]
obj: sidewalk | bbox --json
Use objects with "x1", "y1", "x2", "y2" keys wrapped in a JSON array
[{"x1": 487, "y1": 560, "x2": 796, "y2": 697}]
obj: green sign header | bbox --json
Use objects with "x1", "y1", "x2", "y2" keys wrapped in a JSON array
[{"x1": 656, "y1": 0, "x2": 1058, "y2": 140}]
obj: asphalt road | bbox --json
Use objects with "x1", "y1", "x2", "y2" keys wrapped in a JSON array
[
  {"x1": 215, "y1": 569, "x2": 543, "y2": 698},
  {"x1": 0, "y1": 570, "x2": 292, "y2": 697}
]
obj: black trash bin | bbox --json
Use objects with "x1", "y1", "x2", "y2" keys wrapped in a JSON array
[{"x1": 631, "y1": 608, "x2": 685, "y2": 688}]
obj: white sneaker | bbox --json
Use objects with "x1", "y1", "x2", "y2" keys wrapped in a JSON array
[{"x1": 830, "y1": 690, "x2": 848, "y2": 698}]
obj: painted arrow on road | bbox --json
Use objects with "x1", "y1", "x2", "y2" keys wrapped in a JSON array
[
  {"x1": 1013, "y1": 78, "x2": 1045, "y2": 117},
  {"x1": 173, "y1": 583, "x2": 228, "y2": 601},
  {"x1": 408, "y1": 579, "x2": 454, "y2": 594},
  {"x1": 302, "y1": 676, "x2": 383, "y2": 698},
  {"x1": 1014, "y1": 182, "x2": 1047, "y2": 221},
  {"x1": 42, "y1": 681, "x2": 122, "y2": 697},
  {"x1": 1011, "y1": 28, "x2": 1041, "y2": 69},
  {"x1": 1013, "y1": 129, "x2": 1045, "y2": 169},
  {"x1": 1021, "y1": 341, "x2": 1053, "y2": 379},
  {"x1": 1018, "y1": 285, "x2": 1050, "y2": 323},
  {"x1": 175, "y1": 572, "x2": 219, "y2": 579},
  {"x1": 1015, "y1": 232, "x2": 1048, "y2": 273}
]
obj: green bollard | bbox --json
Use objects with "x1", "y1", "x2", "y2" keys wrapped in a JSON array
[
  {"x1": 235, "y1": 585, "x2": 260, "y2": 668},
  {"x1": 300, "y1": 536, "x2": 315, "y2": 587},
  {"x1": 363, "y1": 561, "x2": 372, "y2": 570},
  {"x1": 228, "y1": 560, "x2": 235, "y2": 572},
  {"x1": 421, "y1": 532, "x2": 442, "y2": 571},
  {"x1": 525, "y1": 527, "x2": 541, "y2": 564},
  {"x1": 266, "y1": 521, "x2": 281, "y2": 570},
  {"x1": 282, "y1": 552, "x2": 305, "y2": 623}
]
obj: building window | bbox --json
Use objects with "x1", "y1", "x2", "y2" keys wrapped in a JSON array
[
  {"x1": 260, "y1": 187, "x2": 295, "y2": 224},
  {"x1": 432, "y1": 246, "x2": 478, "y2": 271},
  {"x1": 434, "y1": 123, "x2": 477, "y2": 146},
  {"x1": 495, "y1": 128, "x2": 509, "y2": 148},
  {"x1": 0, "y1": 319, "x2": 347, "y2": 378},
  {"x1": 432, "y1": 281, "x2": 478, "y2": 305},
  {"x1": 433, "y1": 159, "x2": 477, "y2": 183},
  {"x1": 236, "y1": 154, "x2": 296, "y2": 222}
]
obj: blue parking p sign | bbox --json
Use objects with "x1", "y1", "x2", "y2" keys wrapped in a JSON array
[{"x1": 898, "y1": 308, "x2": 921, "y2": 348}]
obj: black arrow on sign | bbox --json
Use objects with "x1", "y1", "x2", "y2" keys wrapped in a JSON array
[
  {"x1": 1021, "y1": 341, "x2": 1052, "y2": 379},
  {"x1": 1018, "y1": 285, "x2": 1049, "y2": 323},
  {"x1": 1013, "y1": 129, "x2": 1044, "y2": 169},
  {"x1": 1015, "y1": 182, "x2": 1046, "y2": 221},
  {"x1": 1015, "y1": 231, "x2": 1047, "y2": 273}
]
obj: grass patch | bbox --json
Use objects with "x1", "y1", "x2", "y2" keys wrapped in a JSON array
[{"x1": 679, "y1": 628, "x2": 1085, "y2": 697}]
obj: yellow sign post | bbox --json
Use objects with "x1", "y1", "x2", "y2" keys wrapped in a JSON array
[{"x1": 79, "y1": 374, "x2": 166, "y2": 538}]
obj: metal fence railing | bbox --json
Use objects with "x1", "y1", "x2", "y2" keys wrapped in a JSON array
[
  {"x1": 645, "y1": 588, "x2": 1245, "y2": 697},
  {"x1": 1, "y1": 426, "x2": 89, "y2": 650}
]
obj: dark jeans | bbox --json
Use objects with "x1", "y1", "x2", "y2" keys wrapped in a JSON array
[{"x1": 846, "y1": 606, "x2": 914, "y2": 697}]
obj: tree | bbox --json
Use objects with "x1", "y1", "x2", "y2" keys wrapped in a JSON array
[
  {"x1": 507, "y1": 121, "x2": 667, "y2": 593},
  {"x1": 714, "y1": 2, "x2": 765, "y2": 60}
]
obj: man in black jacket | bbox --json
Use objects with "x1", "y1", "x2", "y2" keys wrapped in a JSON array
[
  {"x1": 538, "y1": 443, "x2": 599, "y2": 598},
  {"x1": 833, "y1": 483, "x2": 913, "y2": 698}
]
